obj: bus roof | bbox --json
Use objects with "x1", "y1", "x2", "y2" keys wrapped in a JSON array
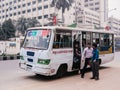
[{"x1": 28, "y1": 26, "x2": 114, "y2": 34}]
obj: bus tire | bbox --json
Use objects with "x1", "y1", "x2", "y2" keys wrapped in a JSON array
[{"x1": 55, "y1": 64, "x2": 67, "y2": 78}]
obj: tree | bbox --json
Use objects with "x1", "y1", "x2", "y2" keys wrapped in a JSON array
[
  {"x1": 51, "y1": 0, "x2": 74, "y2": 23},
  {"x1": 16, "y1": 17, "x2": 40, "y2": 35},
  {"x1": 1, "y1": 19, "x2": 16, "y2": 40},
  {"x1": 16, "y1": 17, "x2": 27, "y2": 35},
  {"x1": 27, "y1": 18, "x2": 40, "y2": 28}
]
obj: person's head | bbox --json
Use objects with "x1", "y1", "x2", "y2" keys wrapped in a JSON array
[
  {"x1": 87, "y1": 43, "x2": 91, "y2": 48},
  {"x1": 92, "y1": 43, "x2": 97, "y2": 49}
]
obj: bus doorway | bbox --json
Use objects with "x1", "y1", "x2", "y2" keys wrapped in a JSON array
[{"x1": 72, "y1": 34, "x2": 81, "y2": 70}]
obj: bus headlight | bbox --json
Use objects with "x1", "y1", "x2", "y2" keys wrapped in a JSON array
[
  {"x1": 20, "y1": 56, "x2": 24, "y2": 60},
  {"x1": 37, "y1": 59, "x2": 50, "y2": 65}
]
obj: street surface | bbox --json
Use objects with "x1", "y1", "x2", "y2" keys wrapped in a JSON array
[{"x1": 0, "y1": 52, "x2": 120, "y2": 90}]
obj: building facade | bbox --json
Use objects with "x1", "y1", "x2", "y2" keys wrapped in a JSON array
[
  {"x1": 0, "y1": 0, "x2": 108, "y2": 27},
  {"x1": 77, "y1": 7, "x2": 100, "y2": 28},
  {"x1": 108, "y1": 16, "x2": 120, "y2": 35},
  {"x1": 83, "y1": 0, "x2": 108, "y2": 27},
  {"x1": 0, "y1": 0, "x2": 55, "y2": 26}
]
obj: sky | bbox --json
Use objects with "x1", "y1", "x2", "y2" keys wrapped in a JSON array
[{"x1": 109, "y1": 0, "x2": 120, "y2": 19}]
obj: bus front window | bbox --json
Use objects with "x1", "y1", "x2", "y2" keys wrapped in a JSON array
[{"x1": 23, "y1": 29, "x2": 51, "y2": 50}]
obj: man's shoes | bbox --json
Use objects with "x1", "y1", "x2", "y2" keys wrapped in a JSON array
[
  {"x1": 81, "y1": 75, "x2": 84, "y2": 78},
  {"x1": 95, "y1": 77, "x2": 99, "y2": 80},
  {"x1": 90, "y1": 77, "x2": 95, "y2": 79}
]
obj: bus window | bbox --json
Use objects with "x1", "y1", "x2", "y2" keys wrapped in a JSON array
[
  {"x1": 82, "y1": 32, "x2": 91, "y2": 48},
  {"x1": 92, "y1": 33, "x2": 100, "y2": 47},
  {"x1": 53, "y1": 30, "x2": 72, "y2": 49},
  {"x1": 99, "y1": 33, "x2": 113, "y2": 53}
]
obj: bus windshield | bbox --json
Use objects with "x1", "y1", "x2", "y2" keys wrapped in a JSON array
[{"x1": 23, "y1": 29, "x2": 51, "y2": 50}]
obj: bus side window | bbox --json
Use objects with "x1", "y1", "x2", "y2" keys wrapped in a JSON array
[
  {"x1": 53, "y1": 30, "x2": 72, "y2": 49},
  {"x1": 53, "y1": 34, "x2": 60, "y2": 49},
  {"x1": 92, "y1": 33, "x2": 100, "y2": 47},
  {"x1": 99, "y1": 33, "x2": 111, "y2": 51}
]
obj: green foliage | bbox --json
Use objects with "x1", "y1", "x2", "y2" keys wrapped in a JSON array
[
  {"x1": 16, "y1": 17, "x2": 40, "y2": 35},
  {"x1": 0, "y1": 19, "x2": 15, "y2": 40},
  {"x1": 15, "y1": 17, "x2": 27, "y2": 35}
]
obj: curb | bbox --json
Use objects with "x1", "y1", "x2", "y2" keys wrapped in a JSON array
[{"x1": 0, "y1": 55, "x2": 20, "y2": 61}]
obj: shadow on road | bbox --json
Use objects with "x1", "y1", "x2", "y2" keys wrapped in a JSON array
[{"x1": 23, "y1": 66, "x2": 111, "y2": 82}]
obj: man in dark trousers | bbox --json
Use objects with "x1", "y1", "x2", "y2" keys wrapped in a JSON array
[
  {"x1": 90, "y1": 43, "x2": 99, "y2": 80},
  {"x1": 81, "y1": 43, "x2": 93, "y2": 78}
]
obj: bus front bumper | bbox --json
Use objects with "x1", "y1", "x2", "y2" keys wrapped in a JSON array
[{"x1": 19, "y1": 62, "x2": 53, "y2": 76}]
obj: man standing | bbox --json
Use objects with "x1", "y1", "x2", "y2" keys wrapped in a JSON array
[
  {"x1": 81, "y1": 43, "x2": 93, "y2": 78},
  {"x1": 90, "y1": 43, "x2": 99, "y2": 80}
]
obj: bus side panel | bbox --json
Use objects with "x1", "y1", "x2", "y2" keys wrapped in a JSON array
[
  {"x1": 50, "y1": 49, "x2": 73, "y2": 75},
  {"x1": 100, "y1": 53, "x2": 114, "y2": 64}
]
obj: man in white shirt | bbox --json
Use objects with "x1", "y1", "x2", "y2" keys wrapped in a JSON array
[{"x1": 81, "y1": 43, "x2": 93, "y2": 78}]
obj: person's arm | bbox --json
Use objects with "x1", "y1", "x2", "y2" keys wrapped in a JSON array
[
  {"x1": 93, "y1": 50, "x2": 99, "y2": 62},
  {"x1": 95, "y1": 50, "x2": 99, "y2": 61},
  {"x1": 81, "y1": 48, "x2": 86, "y2": 61}
]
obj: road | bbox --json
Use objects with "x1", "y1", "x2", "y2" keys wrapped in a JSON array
[{"x1": 0, "y1": 52, "x2": 120, "y2": 90}]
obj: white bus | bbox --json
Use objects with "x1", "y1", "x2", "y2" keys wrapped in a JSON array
[{"x1": 19, "y1": 26, "x2": 114, "y2": 77}]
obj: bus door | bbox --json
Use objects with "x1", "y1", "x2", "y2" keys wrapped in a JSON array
[{"x1": 72, "y1": 31, "x2": 82, "y2": 70}]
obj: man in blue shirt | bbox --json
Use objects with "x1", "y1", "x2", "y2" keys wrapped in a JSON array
[{"x1": 90, "y1": 43, "x2": 99, "y2": 80}]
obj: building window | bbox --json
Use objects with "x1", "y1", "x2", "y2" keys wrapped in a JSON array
[
  {"x1": 27, "y1": 9, "x2": 31, "y2": 13},
  {"x1": 85, "y1": 4, "x2": 88, "y2": 7},
  {"x1": 44, "y1": 5, "x2": 48, "y2": 9},
  {"x1": 6, "y1": 9, "x2": 8, "y2": 11},
  {"x1": 38, "y1": 6, "x2": 42, "y2": 10},
  {"x1": 44, "y1": 15, "x2": 48, "y2": 18},
  {"x1": 2, "y1": 10, "x2": 4, "y2": 13},
  {"x1": 10, "y1": 14, "x2": 12, "y2": 16},
  {"x1": 22, "y1": 4, "x2": 26, "y2": 7},
  {"x1": 32, "y1": 8, "x2": 36, "y2": 12},
  {"x1": 85, "y1": 0, "x2": 88, "y2": 2},
  {"x1": 10, "y1": 7, "x2": 12, "y2": 10},
  {"x1": 6, "y1": 15, "x2": 8, "y2": 18},
  {"x1": 18, "y1": 0, "x2": 21, "y2": 2},
  {"x1": 38, "y1": 16, "x2": 42, "y2": 19},
  {"x1": 6, "y1": 3, "x2": 8, "y2": 6},
  {"x1": 95, "y1": 8, "x2": 99, "y2": 11},
  {"x1": 2, "y1": 4, "x2": 4, "y2": 7},
  {"x1": 22, "y1": 10, "x2": 26, "y2": 14},
  {"x1": 95, "y1": 2, "x2": 99, "y2": 5},
  {"x1": 14, "y1": 6, "x2": 17, "y2": 9},
  {"x1": 38, "y1": 0, "x2": 42, "y2": 3},
  {"x1": 18, "y1": 12, "x2": 21, "y2": 15},
  {"x1": 14, "y1": 0, "x2": 17, "y2": 3},
  {"x1": 89, "y1": 3, "x2": 93, "y2": 6},
  {"x1": 32, "y1": 1, "x2": 36, "y2": 4},
  {"x1": 27, "y1": 2, "x2": 31, "y2": 6},
  {"x1": 18, "y1": 5, "x2": 21, "y2": 8},
  {"x1": 14, "y1": 13, "x2": 16, "y2": 16},
  {"x1": 9, "y1": 2, "x2": 12, "y2": 4}
]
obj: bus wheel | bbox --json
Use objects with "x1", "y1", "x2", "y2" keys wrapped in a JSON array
[{"x1": 55, "y1": 65, "x2": 67, "y2": 78}]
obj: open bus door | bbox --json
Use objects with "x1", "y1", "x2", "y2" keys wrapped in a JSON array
[{"x1": 72, "y1": 32, "x2": 82, "y2": 70}]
